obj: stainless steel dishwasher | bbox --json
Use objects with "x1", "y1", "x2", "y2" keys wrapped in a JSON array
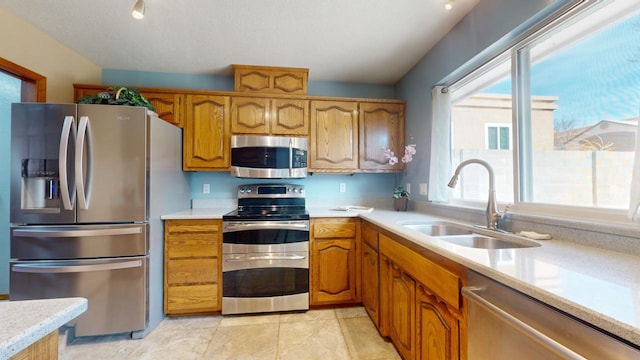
[{"x1": 463, "y1": 270, "x2": 640, "y2": 359}]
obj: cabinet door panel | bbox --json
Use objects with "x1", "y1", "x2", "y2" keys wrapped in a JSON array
[
  {"x1": 310, "y1": 101, "x2": 358, "y2": 171},
  {"x1": 231, "y1": 97, "x2": 270, "y2": 134},
  {"x1": 359, "y1": 102, "x2": 405, "y2": 171},
  {"x1": 362, "y1": 242, "x2": 379, "y2": 327},
  {"x1": 271, "y1": 99, "x2": 309, "y2": 135},
  {"x1": 143, "y1": 92, "x2": 184, "y2": 127},
  {"x1": 184, "y1": 95, "x2": 230, "y2": 170},
  {"x1": 390, "y1": 265, "x2": 416, "y2": 360},
  {"x1": 417, "y1": 286, "x2": 459, "y2": 360},
  {"x1": 311, "y1": 239, "x2": 357, "y2": 304}
]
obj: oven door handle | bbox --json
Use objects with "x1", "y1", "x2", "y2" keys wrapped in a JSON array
[
  {"x1": 223, "y1": 222, "x2": 309, "y2": 232},
  {"x1": 225, "y1": 254, "x2": 307, "y2": 262}
]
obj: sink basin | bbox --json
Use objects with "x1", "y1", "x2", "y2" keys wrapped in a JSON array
[
  {"x1": 437, "y1": 235, "x2": 541, "y2": 249},
  {"x1": 402, "y1": 222, "x2": 473, "y2": 236}
]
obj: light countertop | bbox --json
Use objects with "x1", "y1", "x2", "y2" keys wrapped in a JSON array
[
  {"x1": 0, "y1": 297, "x2": 87, "y2": 359},
  {"x1": 162, "y1": 206, "x2": 640, "y2": 345}
]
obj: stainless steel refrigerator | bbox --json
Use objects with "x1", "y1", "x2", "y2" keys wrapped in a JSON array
[{"x1": 9, "y1": 103, "x2": 189, "y2": 338}]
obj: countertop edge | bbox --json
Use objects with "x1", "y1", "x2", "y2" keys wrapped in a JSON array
[
  {"x1": 0, "y1": 297, "x2": 88, "y2": 359},
  {"x1": 163, "y1": 207, "x2": 640, "y2": 345}
]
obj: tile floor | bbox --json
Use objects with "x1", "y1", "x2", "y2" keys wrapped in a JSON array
[{"x1": 59, "y1": 306, "x2": 400, "y2": 360}]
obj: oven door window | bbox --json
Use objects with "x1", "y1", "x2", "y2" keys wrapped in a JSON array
[
  {"x1": 223, "y1": 267, "x2": 309, "y2": 297},
  {"x1": 224, "y1": 228, "x2": 308, "y2": 245}
]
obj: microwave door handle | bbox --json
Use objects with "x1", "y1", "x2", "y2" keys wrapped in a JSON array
[
  {"x1": 289, "y1": 138, "x2": 293, "y2": 177},
  {"x1": 75, "y1": 116, "x2": 94, "y2": 210},
  {"x1": 12, "y1": 260, "x2": 143, "y2": 274},
  {"x1": 59, "y1": 116, "x2": 77, "y2": 210}
]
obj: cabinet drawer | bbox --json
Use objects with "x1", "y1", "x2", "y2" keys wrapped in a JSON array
[
  {"x1": 166, "y1": 220, "x2": 219, "y2": 235},
  {"x1": 166, "y1": 284, "x2": 220, "y2": 313},
  {"x1": 167, "y1": 259, "x2": 218, "y2": 285},
  {"x1": 166, "y1": 236, "x2": 219, "y2": 259},
  {"x1": 313, "y1": 219, "x2": 357, "y2": 239}
]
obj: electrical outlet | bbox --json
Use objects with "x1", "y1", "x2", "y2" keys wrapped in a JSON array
[
  {"x1": 419, "y1": 183, "x2": 428, "y2": 195},
  {"x1": 203, "y1": 183, "x2": 210, "y2": 194},
  {"x1": 339, "y1": 183, "x2": 346, "y2": 193},
  {"x1": 406, "y1": 183, "x2": 411, "y2": 194}
]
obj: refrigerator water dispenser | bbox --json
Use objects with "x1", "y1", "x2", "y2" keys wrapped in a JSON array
[{"x1": 21, "y1": 159, "x2": 59, "y2": 210}]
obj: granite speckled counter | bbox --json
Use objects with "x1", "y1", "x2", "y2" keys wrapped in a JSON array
[
  {"x1": 162, "y1": 206, "x2": 640, "y2": 346},
  {"x1": 0, "y1": 297, "x2": 87, "y2": 359}
]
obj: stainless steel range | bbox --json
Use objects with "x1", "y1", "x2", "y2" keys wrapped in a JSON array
[{"x1": 222, "y1": 184, "x2": 309, "y2": 315}]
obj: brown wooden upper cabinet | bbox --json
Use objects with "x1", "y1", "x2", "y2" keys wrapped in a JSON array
[
  {"x1": 73, "y1": 84, "x2": 184, "y2": 128},
  {"x1": 233, "y1": 65, "x2": 308, "y2": 95},
  {"x1": 309, "y1": 100, "x2": 359, "y2": 172},
  {"x1": 183, "y1": 95, "x2": 231, "y2": 171},
  {"x1": 359, "y1": 102, "x2": 405, "y2": 172},
  {"x1": 230, "y1": 96, "x2": 309, "y2": 135}
]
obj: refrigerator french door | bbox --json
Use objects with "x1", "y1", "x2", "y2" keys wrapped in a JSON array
[{"x1": 10, "y1": 103, "x2": 151, "y2": 337}]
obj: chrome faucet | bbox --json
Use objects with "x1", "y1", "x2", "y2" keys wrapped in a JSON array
[{"x1": 447, "y1": 159, "x2": 504, "y2": 231}]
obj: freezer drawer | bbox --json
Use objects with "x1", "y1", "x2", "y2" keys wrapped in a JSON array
[
  {"x1": 10, "y1": 256, "x2": 148, "y2": 337},
  {"x1": 11, "y1": 224, "x2": 147, "y2": 260}
]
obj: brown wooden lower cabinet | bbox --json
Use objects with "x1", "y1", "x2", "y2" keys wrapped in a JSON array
[
  {"x1": 372, "y1": 225, "x2": 465, "y2": 360},
  {"x1": 164, "y1": 219, "x2": 222, "y2": 314},
  {"x1": 310, "y1": 218, "x2": 361, "y2": 305},
  {"x1": 10, "y1": 331, "x2": 58, "y2": 360}
]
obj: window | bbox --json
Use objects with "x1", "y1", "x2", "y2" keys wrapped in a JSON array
[
  {"x1": 485, "y1": 124, "x2": 511, "y2": 150},
  {"x1": 444, "y1": 0, "x2": 640, "y2": 218}
]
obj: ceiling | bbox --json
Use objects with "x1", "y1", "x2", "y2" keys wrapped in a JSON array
[{"x1": 1, "y1": 0, "x2": 479, "y2": 84}]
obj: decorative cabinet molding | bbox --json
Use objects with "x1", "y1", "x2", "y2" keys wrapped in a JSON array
[
  {"x1": 231, "y1": 96, "x2": 309, "y2": 135},
  {"x1": 310, "y1": 218, "x2": 361, "y2": 305},
  {"x1": 359, "y1": 102, "x2": 405, "y2": 172},
  {"x1": 183, "y1": 95, "x2": 230, "y2": 171},
  {"x1": 164, "y1": 219, "x2": 222, "y2": 315},
  {"x1": 309, "y1": 100, "x2": 359, "y2": 172},
  {"x1": 233, "y1": 64, "x2": 308, "y2": 95}
]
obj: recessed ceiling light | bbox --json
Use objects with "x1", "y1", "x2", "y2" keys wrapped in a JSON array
[
  {"x1": 132, "y1": 0, "x2": 145, "y2": 19},
  {"x1": 445, "y1": 0, "x2": 454, "y2": 11}
]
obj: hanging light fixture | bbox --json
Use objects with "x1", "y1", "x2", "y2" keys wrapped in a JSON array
[
  {"x1": 131, "y1": 0, "x2": 145, "y2": 19},
  {"x1": 444, "y1": 0, "x2": 454, "y2": 10}
]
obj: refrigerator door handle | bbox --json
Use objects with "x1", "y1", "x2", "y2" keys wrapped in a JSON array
[
  {"x1": 59, "y1": 116, "x2": 77, "y2": 210},
  {"x1": 76, "y1": 116, "x2": 94, "y2": 210},
  {"x1": 13, "y1": 226, "x2": 143, "y2": 238},
  {"x1": 12, "y1": 260, "x2": 143, "y2": 274}
]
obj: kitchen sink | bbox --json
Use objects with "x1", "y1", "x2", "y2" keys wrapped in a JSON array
[
  {"x1": 401, "y1": 222, "x2": 473, "y2": 236},
  {"x1": 400, "y1": 221, "x2": 541, "y2": 249},
  {"x1": 437, "y1": 234, "x2": 541, "y2": 249}
]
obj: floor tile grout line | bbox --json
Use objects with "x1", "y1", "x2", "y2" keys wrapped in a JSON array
[{"x1": 337, "y1": 317, "x2": 356, "y2": 360}]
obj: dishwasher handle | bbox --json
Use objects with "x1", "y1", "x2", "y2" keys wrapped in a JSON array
[{"x1": 462, "y1": 286, "x2": 588, "y2": 360}]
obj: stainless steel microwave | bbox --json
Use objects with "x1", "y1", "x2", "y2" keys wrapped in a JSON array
[{"x1": 230, "y1": 135, "x2": 308, "y2": 178}]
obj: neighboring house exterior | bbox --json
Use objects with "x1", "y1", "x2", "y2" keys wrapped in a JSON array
[
  {"x1": 557, "y1": 119, "x2": 638, "y2": 151},
  {"x1": 451, "y1": 93, "x2": 558, "y2": 151}
]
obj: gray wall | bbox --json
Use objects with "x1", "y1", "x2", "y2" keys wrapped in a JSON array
[{"x1": 396, "y1": 0, "x2": 572, "y2": 200}]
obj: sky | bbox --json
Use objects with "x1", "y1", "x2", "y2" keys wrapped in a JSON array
[{"x1": 486, "y1": 11, "x2": 640, "y2": 129}]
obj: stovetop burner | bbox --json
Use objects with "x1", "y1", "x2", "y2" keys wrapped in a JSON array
[{"x1": 223, "y1": 184, "x2": 309, "y2": 221}]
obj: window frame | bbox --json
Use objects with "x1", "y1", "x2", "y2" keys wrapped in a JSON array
[{"x1": 441, "y1": 0, "x2": 639, "y2": 225}]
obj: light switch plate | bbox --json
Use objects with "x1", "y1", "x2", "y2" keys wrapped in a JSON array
[
  {"x1": 203, "y1": 183, "x2": 210, "y2": 194},
  {"x1": 419, "y1": 183, "x2": 428, "y2": 195}
]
